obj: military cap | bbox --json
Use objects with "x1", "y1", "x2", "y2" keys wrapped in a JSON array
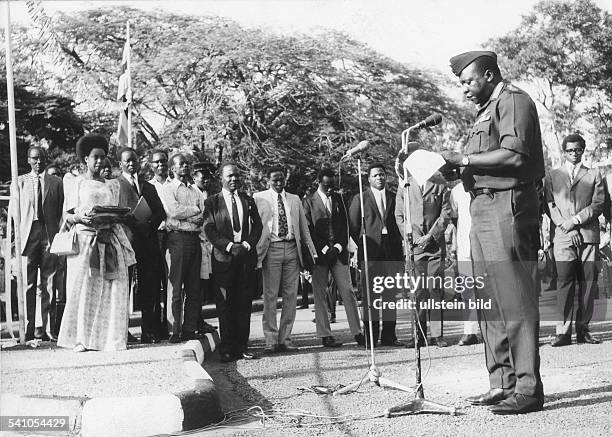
[{"x1": 449, "y1": 51, "x2": 497, "y2": 76}]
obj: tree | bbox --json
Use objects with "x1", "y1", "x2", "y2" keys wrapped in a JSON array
[
  {"x1": 9, "y1": 7, "x2": 471, "y2": 192},
  {"x1": 487, "y1": 0, "x2": 612, "y2": 165},
  {"x1": 0, "y1": 76, "x2": 85, "y2": 180}
]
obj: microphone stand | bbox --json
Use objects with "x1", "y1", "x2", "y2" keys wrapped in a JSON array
[
  {"x1": 383, "y1": 159, "x2": 456, "y2": 416},
  {"x1": 334, "y1": 156, "x2": 413, "y2": 395}
]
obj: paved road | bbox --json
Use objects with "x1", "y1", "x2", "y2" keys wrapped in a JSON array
[{"x1": 195, "y1": 294, "x2": 612, "y2": 436}]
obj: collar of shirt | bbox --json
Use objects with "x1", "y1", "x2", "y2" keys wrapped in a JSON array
[
  {"x1": 370, "y1": 186, "x2": 385, "y2": 198},
  {"x1": 170, "y1": 177, "x2": 194, "y2": 189},
  {"x1": 269, "y1": 188, "x2": 286, "y2": 200},
  {"x1": 478, "y1": 81, "x2": 505, "y2": 111},
  {"x1": 565, "y1": 160, "x2": 582, "y2": 176},
  {"x1": 123, "y1": 172, "x2": 139, "y2": 187},
  {"x1": 317, "y1": 189, "x2": 330, "y2": 205},
  {"x1": 222, "y1": 187, "x2": 239, "y2": 199}
]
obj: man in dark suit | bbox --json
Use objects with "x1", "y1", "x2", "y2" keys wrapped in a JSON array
[
  {"x1": 117, "y1": 147, "x2": 166, "y2": 344},
  {"x1": 9, "y1": 146, "x2": 63, "y2": 342},
  {"x1": 204, "y1": 163, "x2": 263, "y2": 362},
  {"x1": 303, "y1": 168, "x2": 365, "y2": 348},
  {"x1": 349, "y1": 163, "x2": 404, "y2": 347},
  {"x1": 396, "y1": 171, "x2": 451, "y2": 348},
  {"x1": 545, "y1": 133, "x2": 605, "y2": 346}
]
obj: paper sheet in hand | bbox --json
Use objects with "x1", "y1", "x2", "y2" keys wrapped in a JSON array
[
  {"x1": 132, "y1": 196, "x2": 152, "y2": 222},
  {"x1": 402, "y1": 150, "x2": 446, "y2": 186}
]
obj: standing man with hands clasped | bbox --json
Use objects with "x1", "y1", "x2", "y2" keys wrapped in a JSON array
[
  {"x1": 204, "y1": 163, "x2": 263, "y2": 362},
  {"x1": 545, "y1": 133, "x2": 605, "y2": 347},
  {"x1": 441, "y1": 51, "x2": 545, "y2": 415}
]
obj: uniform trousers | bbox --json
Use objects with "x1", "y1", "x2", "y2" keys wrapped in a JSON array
[{"x1": 470, "y1": 185, "x2": 543, "y2": 398}]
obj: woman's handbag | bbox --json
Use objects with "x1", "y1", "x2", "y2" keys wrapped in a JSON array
[{"x1": 50, "y1": 218, "x2": 78, "y2": 256}]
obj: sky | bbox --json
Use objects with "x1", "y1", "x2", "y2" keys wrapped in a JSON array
[{"x1": 4, "y1": 0, "x2": 612, "y2": 77}]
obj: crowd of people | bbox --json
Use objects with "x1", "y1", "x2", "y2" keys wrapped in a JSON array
[{"x1": 7, "y1": 50, "x2": 611, "y2": 415}]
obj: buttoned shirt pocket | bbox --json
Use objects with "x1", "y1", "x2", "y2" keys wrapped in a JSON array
[{"x1": 467, "y1": 114, "x2": 492, "y2": 154}]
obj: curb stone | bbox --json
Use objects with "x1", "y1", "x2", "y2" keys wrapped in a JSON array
[{"x1": 2, "y1": 332, "x2": 222, "y2": 437}]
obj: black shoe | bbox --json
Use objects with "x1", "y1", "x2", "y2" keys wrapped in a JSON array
[
  {"x1": 551, "y1": 334, "x2": 571, "y2": 347},
  {"x1": 298, "y1": 304, "x2": 309, "y2": 309},
  {"x1": 40, "y1": 332, "x2": 57, "y2": 342},
  {"x1": 489, "y1": 393, "x2": 543, "y2": 415},
  {"x1": 140, "y1": 333, "x2": 159, "y2": 344},
  {"x1": 322, "y1": 336, "x2": 342, "y2": 348},
  {"x1": 405, "y1": 338, "x2": 425, "y2": 349},
  {"x1": 576, "y1": 332, "x2": 601, "y2": 344},
  {"x1": 380, "y1": 339, "x2": 405, "y2": 347},
  {"x1": 220, "y1": 352, "x2": 235, "y2": 363},
  {"x1": 169, "y1": 334, "x2": 182, "y2": 343},
  {"x1": 277, "y1": 344, "x2": 298, "y2": 353},
  {"x1": 127, "y1": 332, "x2": 139, "y2": 344},
  {"x1": 355, "y1": 333, "x2": 366, "y2": 346},
  {"x1": 430, "y1": 336, "x2": 449, "y2": 348},
  {"x1": 458, "y1": 334, "x2": 479, "y2": 346},
  {"x1": 236, "y1": 350, "x2": 258, "y2": 360},
  {"x1": 34, "y1": 327, "x2": 44, "y2": 339},
  {"x1": 25, "y1": 332, "x2": 36, "y2": 342},
  {"x1": 182, "y1": 331, "x2": 204, "y2": 341},
  {"x1": 199, "y1": 321, "x2": 218, "y2": 334},
  {"x1": 467, "y1": 388, "x2": 513, "y2": 406}
]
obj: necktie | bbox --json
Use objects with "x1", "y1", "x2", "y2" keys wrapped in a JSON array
[
  {"x1": 377, "y1": 192, "x2": 385, "y2": 218},
  {"x1": 327, "y1": 195, "x2": 335, "y2": 243},
  {"x1": 37, "y1": 177, "x2": 43, "y2": 221},
  {"x1": 277, "y1": 193, "x2": 288, "y2": 238},
  {"x1": 231, "y1": 193, "x2": 241, "y2": 233},
  {"x1": 131, "y1": 176, "x2": 139, "y2": 195}
]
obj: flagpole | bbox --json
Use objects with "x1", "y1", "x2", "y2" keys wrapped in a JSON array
[
  {"x1": 4, "y1": 0, "x2": 27, "y2": 344},
  {"x1": 126, "y1": 20, "x2": 132, "y2": 148}
]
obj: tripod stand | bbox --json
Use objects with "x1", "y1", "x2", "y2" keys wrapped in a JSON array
[
  {"x1": 334, "y1": 157, "x2": 413, "y2": 395},
  {"x1": 384, "y1": 159, "x2": 456, "y2": 416}
]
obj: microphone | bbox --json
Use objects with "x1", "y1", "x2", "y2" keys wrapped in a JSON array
[
  {"x1": 407, "y1": 114, "x2": 442, "y2": 130},
  {"x1": 341, "y1": 140, "x2": 370, "y2": 159}
]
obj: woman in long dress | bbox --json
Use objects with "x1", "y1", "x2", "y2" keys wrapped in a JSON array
[{"x1": 57, "y1": 134, "x2": 136, "y2": 352}]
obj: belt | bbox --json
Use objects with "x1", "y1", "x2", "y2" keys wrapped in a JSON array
[
  {"x1": 469, "y1": 183, "x2": 532, "y2": 199},
  {"x1": 469, "y1": 187, "x2": 499, "y2": 199},
  {"x1": 168, "y1": 230, "x2": 199, "y2": 235},
  {"x1": 270, "y1": 239, "x2": 296, "y2": 244}
]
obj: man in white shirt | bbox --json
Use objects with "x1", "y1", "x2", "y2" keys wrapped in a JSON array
[
  {"x1": 254, "y1": 166, "x2": 317, "y2": 353},
  {"x1": 161, "y1": 154, "x2": 205, "y2": 343}
]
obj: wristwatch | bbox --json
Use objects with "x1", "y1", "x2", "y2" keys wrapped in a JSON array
[{"x1": 461, "y1": 155, "x2": 470, "y2": 167}]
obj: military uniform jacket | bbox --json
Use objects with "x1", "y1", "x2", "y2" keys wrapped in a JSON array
[{"x1": 462, "y1": 81, "x2": 545, "y2": 191}]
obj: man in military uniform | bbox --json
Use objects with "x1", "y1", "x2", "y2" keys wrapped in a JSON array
[{"x1": 441, "y1": 51, "x2": 545, "y2": 415}]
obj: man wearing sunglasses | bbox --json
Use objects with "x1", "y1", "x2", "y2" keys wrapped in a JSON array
[{"x1": 545, "y1": 133, "x2": 605, "y2": 347}]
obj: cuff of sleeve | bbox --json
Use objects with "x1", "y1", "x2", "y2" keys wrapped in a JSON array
[
  {"x1": 573, "y1": 216, "x2": 581, "y2": 225},
  {"x1": 242, "y1": 242, "x2": 251, "y2": 251},
  {"x1": 322, "y1": 245, "x2": 329, "y2": 254},
  {"x1": 334, "y1": 243, "x2": 343, "y2": 253},
  {"x1": 225, "y1": 242, "x2": 234, "y2": 253}
]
